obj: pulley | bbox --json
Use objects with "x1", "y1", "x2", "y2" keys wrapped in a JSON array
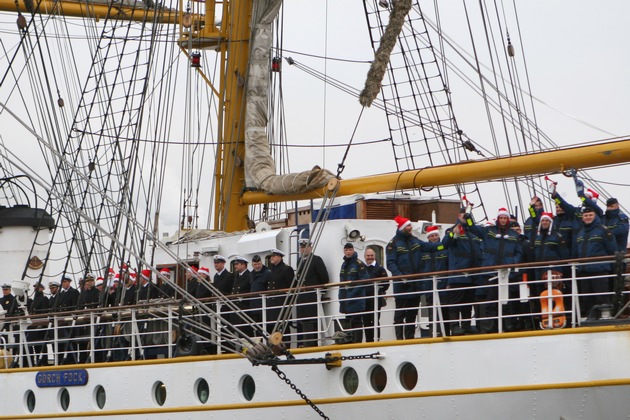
[
  {"x1": 190, "y1": 52, "x2": 201, "y2": 68},
  {"x1": 507, "y1": 41, "x2": 515, "y2": 57},
  {"x1": 271, "y1": 57, "x2": 282, "y2": 72},
  {"x1": 16, "y1": 13, "x2": 27, "y2": 32},
  {"x1": 182, "y1": 12, "x2": 193, "y2": 28}
]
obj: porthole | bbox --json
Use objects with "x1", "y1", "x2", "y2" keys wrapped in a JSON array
[
  {"x1": 342, "y1": 367, "x2": 359, "y2": 395},
  {"x1": 369, "y1": 365, "x2": 387, "y2": 393},
  {"x1": 399, "y1": 362, "x2": 418, "y2": 391},
  {"x1": 59, "y1": 388, "x2": 70, "y2": 411},
  {"x1": 153, "y1": 381, "x2": 167, "y2": 406},
  {"x1": 94, "y1": 385, "x2": 106, "y2": 409},
  {"x1": 24, "y1": 390, "x2": 36, "y2": 413},
  {"x1": 241, "y1": 375, "x2": 255, "y2": 401},
  {"x1": 195, "y1": 378, "x2": 210, "y2": 404}
]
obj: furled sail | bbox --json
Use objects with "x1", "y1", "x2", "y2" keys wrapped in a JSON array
[
  {"x1": 359, "y1": 0, "x2": 412, "y2": 107},
  {"x1": 244, "y1": 0, "x2": 334, "y2": 195}
]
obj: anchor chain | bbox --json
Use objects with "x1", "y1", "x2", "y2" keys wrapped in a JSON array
[
  {"x1": 271, "y1": 365, "x2": 329, "y2": 419},
  {"x1": 267, "y1": 352, "x2": 381, "y2": 419}
]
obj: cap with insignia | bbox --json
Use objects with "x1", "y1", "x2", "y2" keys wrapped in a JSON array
[
  {"x1": 270, "y1": 248, "x2": 285, "y2": 257},
  {"x1": 213, "y1": 255, "x2": 226, "y2": 263},
  {"x1": 234, "y1": 255, "x2": 249, "y2": 264}
]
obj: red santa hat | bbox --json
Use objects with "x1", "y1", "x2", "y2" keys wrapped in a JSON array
[
  {"x1": 497, "y1": 208, "x2": 510, "y2": 218},
  {"x1": 394, "y1": 215, "x2": 412, "y2": 230},
  {"x1": 539, "y1": 212, "x2": 554, "y2": 233},
  {"x1": 540, "y1": 212, "x2": 554, "y2": 223},
  {"x1": 159, "y1": 267, "x2": 171, "y2": 277},
  {"x1": 141, "y1": 269, "x2": 151, "y2": 281},
  {"x1": 95, "y1": 277, "x2": 104, "y2": 287},
  {"x1": 187, "y1": 266, "x2": 198, "y2": 274},
  {"x1": 425, "y1": 225, "x2": 440, "y2": 237},
  {"x1": 585, "y1": 188, "x2": 599, "y2": 200},
  {"x1": 198, "y1": 266, "x2": 210, "y2": 277}
]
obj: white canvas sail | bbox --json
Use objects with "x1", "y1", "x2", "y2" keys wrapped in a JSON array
[{"x1": 244, "y1": 0, "x2": 334, "y2": 195}]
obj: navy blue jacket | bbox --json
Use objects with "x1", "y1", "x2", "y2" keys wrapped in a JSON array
[
  {"x1": 574, "y1": 214, "x2": 617, "y2": 273},
  {"x1": 338, "y1": 252, "x2": 368, "y2": 314},
  {"x1": 532, "y1": 228, "x2": 569, "y2": 280},
  {"x1": 418, "y1": 245, "x2": 448, "y2": 291},
  {"x1": 468, "y1": 222, "x2": 523, "y2": 268},
  {"x1": 552, "y1": 191, "x2": 584, "y2": 254},
  {"x1": 524, "y1": 205, "x2": 543, "y2": 242},
  {"x1": 443, "y1": 226, "x2": 482, "y2": 285},
  {"x1": 386, "y1": 229, "x2": 445, "y2": 299},
  {"x1": 603, "y1": 208, "x2": 629, "y2": 252},
  {"x1": 249, "y1": 265, "x2": 270, "y2": 312}
]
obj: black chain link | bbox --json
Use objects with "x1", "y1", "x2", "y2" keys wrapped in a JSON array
[
  {"x1": 271, "y1": 365, "x2": 329, "y2": 419},
  {"x1": 338, "y1": 352, "x2": 381, "y2": 361},
  {"x1": 265, "y1": 352, "x2": 381, "y2": 418}
]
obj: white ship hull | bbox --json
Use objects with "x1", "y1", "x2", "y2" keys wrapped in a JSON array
[{"x1": 3, "y1": 326, "x2": 630, "y2": 419}]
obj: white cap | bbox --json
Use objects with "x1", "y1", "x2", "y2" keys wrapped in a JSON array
[{"x1": 270, "y1": 248, "x2": 285, "y2": 257}]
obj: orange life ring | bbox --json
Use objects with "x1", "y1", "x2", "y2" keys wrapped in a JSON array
[{"x1": 539, "y1": 289, "x2": 566, "y2": 329}]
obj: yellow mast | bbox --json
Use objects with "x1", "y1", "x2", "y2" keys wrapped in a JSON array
[{"x1": 214, "y1": 0, "x2": 251, "y2": 232}]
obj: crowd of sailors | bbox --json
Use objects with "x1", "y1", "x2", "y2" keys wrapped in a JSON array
[{"x1": 0, "y1": 178, "x2": 628, "y2": 365}]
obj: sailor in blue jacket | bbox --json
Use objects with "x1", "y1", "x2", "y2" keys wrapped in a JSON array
[
  {"x1": 524, "y1": 196, "x2": 544, "y2": 242},
  {"x1": 386, "y1": 215, "x2": 446, "y2": 340},
  {"x1": 338, "y1": 242, "x2": 369, "y2": 343},
  {"x1": 417, "y1": 225, "x2": 448, "y2": 336},
  {"x1": 550, "y1": 189, "x2": 582, "y2": 256},
  {"x1": 466, "y1": 207, "x2": 523, "y2": 333},
  {"x1": 601, "y1": 198, "x2": 629, "y2": 252},
  {"x1": 532, "y1": 212, "x2": 570, "y2": 286},
  {"x1": 443, "y1": 213, "x2": 482, "y2": 335},
  {"x1": 574, "y1": 206, "x2": 617, "y2": 316}
]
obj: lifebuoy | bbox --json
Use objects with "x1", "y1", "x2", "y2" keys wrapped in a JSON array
[{"x1": 539, "y1": 289, "x2": 566, "y2": 329}]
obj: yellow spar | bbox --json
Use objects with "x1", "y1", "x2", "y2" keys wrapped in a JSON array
[{"x1": 241, "y1": 138, "x2": 630, "y2": 205}]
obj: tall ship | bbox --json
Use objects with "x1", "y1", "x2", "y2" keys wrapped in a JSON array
[{"x1": 1, "y1": 0, "x2": 629, "y2": 418}]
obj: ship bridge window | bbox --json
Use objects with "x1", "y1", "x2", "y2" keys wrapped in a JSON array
[
  {"x1": 369, "y1": 365, "x2": 387, "y2": 393},
  {"x1": 240, "y1": 375, "x2": 255, "y2": 401},
  {"x1": 195, "y1": 378, "x2": 210, "y2": 404},
  {"x1": 59, "y1": 388, "x2": 70, "y2": 411},
  {"x1": 94, "y1": 385, "x2": 106, "y2": 409},
  {"x1": 342, "y1": 367, "x2": 359, "y2": 395},
  {"x1": 24, "y1": 390, "x2": 35, "y2": 413},
  {"x1": 398, "y1": 362, "x2": 418, "y2": 391},
  {"x1": 152, "y1": 381, "x2": 167, "y2": 406}
]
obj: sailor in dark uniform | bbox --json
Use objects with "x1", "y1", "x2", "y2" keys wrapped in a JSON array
[
  {"x1": 55, "y1": 276, "x2": 80, "y2": 363},
  {"x1": 48, "y1": 280, "x2": 60, "y2": 311},
  {"x1": 157, "y1": 267, "x2": 176, "y2": 298},
  {"x1": 77, "y1": 273, "x2": 100, "y2": 310},
  {"x1": 138, "y1": 269, "x2": 159, "y2": 302},
  {"x1": 185, "y1": 266, "x2": 199, "y2": 299},
  {"x1": 230, "y1": 256, "x2": 252, "y2": 337},
  {"x1": 212, "y1": 255, "x2": 234, "y2": 298},
  {"x1": 296, "y1": 239, "x2": 329, "y2": 347},
  {"x1": 1, "y1": 283, "x2": 15, "y2": 316},
  {"x1": 267, "y1": 248, "x2": 295, "y2": 334},
  {"x1": 249, "y1": 255, "x2": 271, "y2": 333},
  {"x1": 56, "y1": 276, "x2": 80, "y2": 312},
  {"x1": 27, "y1": 282, "x2": 50, "y2": 365}
]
